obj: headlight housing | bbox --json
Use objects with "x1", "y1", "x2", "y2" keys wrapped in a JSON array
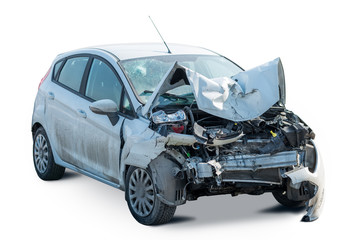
[{"x1": 151, "y1": 110, "x2": 187, "y2": 124}]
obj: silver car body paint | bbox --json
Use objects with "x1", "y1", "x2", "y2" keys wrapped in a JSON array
[
  {"x1": 35, "y1": 49, "x2": 128, "y2": 184},
  {"x1": 32, "y1": 43, "x2": 324, "y2": 222}
]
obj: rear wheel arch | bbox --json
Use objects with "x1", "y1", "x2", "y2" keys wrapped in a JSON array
[
  {"x1": 32, "y1": 122, "x2": 43, "y2": 139},
  {"x1": 32, "y1": 126, "x2": 65, "y2": 180}
]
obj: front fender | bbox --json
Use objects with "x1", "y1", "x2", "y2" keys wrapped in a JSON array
[{"x1": 148, "y1": 153, "x2": 187, "y2": 206}]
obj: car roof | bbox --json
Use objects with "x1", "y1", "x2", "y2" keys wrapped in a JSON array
[{"x1": 88, "y1": 43, "x2": 219, "y2": 60}]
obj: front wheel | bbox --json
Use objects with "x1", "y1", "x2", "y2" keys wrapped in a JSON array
[
  {"x1": 272, "y1": 190, "x2": 306, "y2": 208},
  {"x1": 125, "y1": 166, "x2": 176, "y2": 225}
]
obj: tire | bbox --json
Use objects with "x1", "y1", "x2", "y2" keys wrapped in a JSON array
[
  {"x1": 125, "y1": 166, "x2": 176, "y2": 225},
  {"x1": 272, "y1": 190, "x2": 306, "y2": 208},
  {"x1": 33, "y1": 127, "x2": 65, "y2": 180}
]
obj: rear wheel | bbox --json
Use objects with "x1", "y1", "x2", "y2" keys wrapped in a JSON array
[
  {"x1": 125, "y1": 166, "x2": 176, "y2": 225},
  {"x1": 272, "y1": 190, "x2": 306, "y2": 208},
  {"x1": 33, "y1": 127, "x2": 65, "y2": 180}
]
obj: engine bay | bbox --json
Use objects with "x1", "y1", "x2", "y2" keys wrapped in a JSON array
[
  {"x1": 147, "y1": 102, "x2": 317, "y2": 200},
  {"x1": 150, "y1": 103, "x2": 315, "y2": 157}
]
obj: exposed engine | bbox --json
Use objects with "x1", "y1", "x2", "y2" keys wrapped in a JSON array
[{"x1": 150, "y1": 104, "x2": 314, "y2": 154}]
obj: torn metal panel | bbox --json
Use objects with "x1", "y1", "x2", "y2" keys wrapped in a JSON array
[
  {"x1": 122, "y1": 132, "x2": 197, "y2": 168},
  {"x1": 142, "y1": 58, "x2": 285, "y2": 121},
  {"x1": 121, "y1": 118, "x2": 165, "y2": 168},
  {"x1": 187, "y1": 58, "x2": 283, "y2": 121},
  {"x1": 119, "y1": 118, "x2": 165, "y2": 188},
  {"x1": 119, "y1": 118, "x2": 198, "y2": 188},
  {"x1": 121, "y1": 121, "x2": 197, "y2": 167}
]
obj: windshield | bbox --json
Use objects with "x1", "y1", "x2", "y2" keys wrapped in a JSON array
[{"x1": 120, "y1": 55, "x2": 243, "y2": 103}]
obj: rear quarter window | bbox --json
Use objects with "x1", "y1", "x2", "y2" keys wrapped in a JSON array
[{"x1": 52, "y1": 60, "x2": 63, "y2": 80}]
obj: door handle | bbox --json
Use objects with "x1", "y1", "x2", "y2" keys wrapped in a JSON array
[
  {"x1": 77, "y1": 109, "x2": 87, "y2": 119},
  {"x1": 47, "y1": 92, "x2": 55, "y2": 100}
]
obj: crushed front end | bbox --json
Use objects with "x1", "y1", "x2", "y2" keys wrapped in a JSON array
[
  {"x1": 124, "y1": 58, "x2": 324, "y2": 222},
  {"x1": 149, "y1": 104, "x2": 324, "y2": 221}
]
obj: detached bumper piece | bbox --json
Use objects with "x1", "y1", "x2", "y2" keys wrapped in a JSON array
[{"x1": 285, "y1": 141, "x2": 325, "y2": 222}]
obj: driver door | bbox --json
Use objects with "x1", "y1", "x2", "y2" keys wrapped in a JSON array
[{"x1": 75, "y1": 57, "x2": 125, "y2": 183}]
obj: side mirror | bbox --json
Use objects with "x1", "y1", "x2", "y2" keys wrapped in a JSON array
[
  {"x1": 89, "y1": 99, "x2": 118, "y2": 114},
  {"x1": 89, "y1": 99, "x2": 119, "y2": 126}
]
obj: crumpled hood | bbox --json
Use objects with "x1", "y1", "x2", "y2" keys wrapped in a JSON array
[{"x1": 142, "y1": 58, "x2": 286, "y2": 122}]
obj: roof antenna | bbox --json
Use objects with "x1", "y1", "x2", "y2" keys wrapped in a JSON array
[{"x1": 148, "y1": 16, "x2": 171, "y2": 54}]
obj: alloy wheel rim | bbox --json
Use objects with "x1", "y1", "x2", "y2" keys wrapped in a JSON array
[
  {"x1": 128, "y1": 168, "x2": 155, "y2": 217},
  {"x1": 34, "y1": 134, "x2": 49, "y2": 174}
]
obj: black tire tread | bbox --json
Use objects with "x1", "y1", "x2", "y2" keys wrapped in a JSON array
[{"x1": 154, "y1": 203, "x2": 176, "y2": 225}]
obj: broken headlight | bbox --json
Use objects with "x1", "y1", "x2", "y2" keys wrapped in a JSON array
[{"x1": 151, "y1": 110, "x2": 187, "y2": 124}]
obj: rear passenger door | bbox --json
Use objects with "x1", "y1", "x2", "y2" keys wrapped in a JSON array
[
  {"x1": 47, "y1": 54, "x2": 135, "y2": 184},
  {"x1": 45, "y1": 56, "x2": 90, "y2": 166}
]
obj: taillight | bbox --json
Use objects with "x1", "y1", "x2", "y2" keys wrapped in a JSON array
[{"x1": 38, "y1": 67, "x2": 51, "y2": 89}]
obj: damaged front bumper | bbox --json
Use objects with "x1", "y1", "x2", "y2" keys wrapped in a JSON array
[
  {"x1": 186, "y1": 150, "x2": 298, "y2": 185},
  {"x1": 184, "y1": 139, "x2": 324, "y2": 222}
]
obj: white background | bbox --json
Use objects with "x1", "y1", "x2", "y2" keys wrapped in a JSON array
[{"x1": 1, "y1": 0, "x2": 359, "y2": 239}]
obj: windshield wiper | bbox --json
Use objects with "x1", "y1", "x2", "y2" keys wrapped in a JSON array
[{"x1": 140, "y1": 90, "x2": 154, "y2": 96}]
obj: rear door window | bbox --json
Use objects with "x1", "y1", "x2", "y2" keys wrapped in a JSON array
[{"x1": 58, "y1": 57, "x2": 89, "y2": 92}]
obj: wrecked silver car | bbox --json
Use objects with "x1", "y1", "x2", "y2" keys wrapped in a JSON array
[{"x1": 32, "y1": 43, "x2": 324, "y2": 225}]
